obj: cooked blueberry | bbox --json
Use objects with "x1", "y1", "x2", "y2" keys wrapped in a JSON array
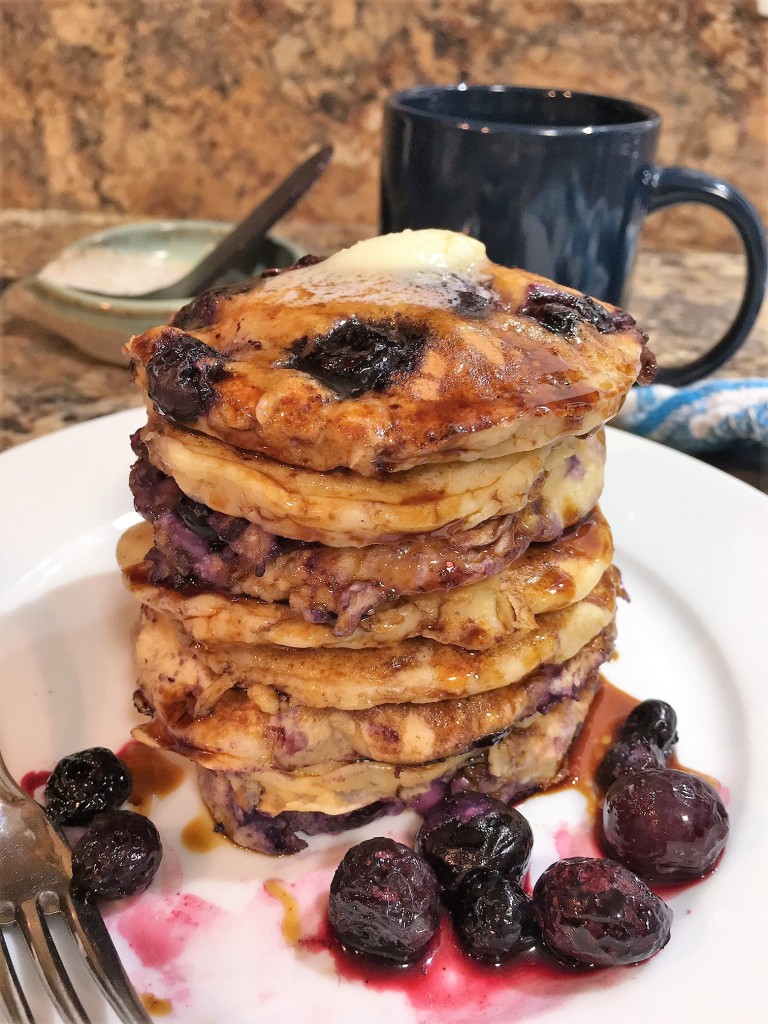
[
  {"x1": 287, "y1": 254, "x2": 324, "y2": 270},
  {"x1": 637, "y1": 345, "x2": 658, "y2": 385},
  {"x1": 451, "y1": 289, "x2": 493, "y2": 318},
  {"x1": 518, "y1": 286, "x2": 631, "y2": 337},
  {"x1": 595, "y1": 737, "x2": 666, "y2": 791},
  {"x1": 533, "y1": 857, "x2": 672, "y2": 968},
  {"x1": 617, "y1": 700, "x2": 678, "y2": 753},
  {"x1": 415, "y1": 792, "x2": 533, "y2": 890},
  {"x1": 286, "y1": 317, "x2": 429, "y2": 398},
  {"x1": 602, "y1": 768, "x2": 729, "y2": 881},
  {"x1": 145, "y1": 329, "x2": 228, "y2": 421},
  {"x1": 177, "y1": 495, "x2": 227, "y2": 549},
  {"x1": 328, "y1": 837, "x2": 440, "y2": 964},
  {"x1": 259, "y1": 254, "x2": 323, "y2": 278},
  {"x1": 610, "y1": 310, "x2": 638, "y2": 330},
  {"x1": 452, "y1": 869, "x2": 537, "y2": 964},
  {"x1": 172, "y1": 289, "x2": 228, "y2": 330},
  {"x1": 528, "y1": 303, "x2": 583, "y2": 335},
  {"x1": 72, "y1": 810, "x2": 162, "y2": 900},
  {"x1": 130, "y1": 451, "x2": 257, "y2": 590},
  {"x1": 44, "y1": 748, "x2": 131, "y2": 826}
]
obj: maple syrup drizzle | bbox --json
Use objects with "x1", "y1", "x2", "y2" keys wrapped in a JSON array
[
  {"x1": 117, "y1": 741, "x2": 185, "y2": 815},
  {"x1": 181, "y1": 805, "x2": 227, "y2": 853},
  {"x1": 140, "y1": 993, "x2": 172, "y2": 1016},
  {"x1": 264, "y1": 879, "x2": 302, "y2": 945},
  {"x1": 556, "y1": 675, "x2": 641, "y2": 808}
]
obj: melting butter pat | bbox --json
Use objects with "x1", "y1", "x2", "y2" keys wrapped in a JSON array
[{"x1": 323, "y1": 229, "x2": 488, "y2": 274}]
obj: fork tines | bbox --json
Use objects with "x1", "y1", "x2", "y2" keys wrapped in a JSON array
[{"x1": 0, "y1": 747, "x2": 152, "y2": 1024}]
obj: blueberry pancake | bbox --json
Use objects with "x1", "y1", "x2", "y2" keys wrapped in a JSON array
[
  {"x1": 190, "y1": 681, "x2": 601, "y2": 855},
  {"x1": 125, "y1": 230, "x2": 653, "y2": 476},
  {"x1": 191, "y1": 680, "x2": 598, "y2": 823},
  {"x1": 132, "y1": 608, "x2": 614, "y2": 768},
  {"x1": 128, "y1": 429, "x2": 605, "y2": 632},
  {"x1": 118, "y1": 507, "x2": 613, "y2": 651},
  {"x1": 136, "y1": 414, "x2": 603, "y2": 547},
  {"x1": 151, "y1": 567, "x2": 619, "y2": 711}
]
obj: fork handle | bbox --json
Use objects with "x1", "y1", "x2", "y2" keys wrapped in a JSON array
[{"x1": 0, "y1": 746, "x2": 27, "y2": 803}]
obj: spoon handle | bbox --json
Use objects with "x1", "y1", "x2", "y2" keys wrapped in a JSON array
[{"x1": 150, "y1": 145, "x2": 333, "y2": 301}]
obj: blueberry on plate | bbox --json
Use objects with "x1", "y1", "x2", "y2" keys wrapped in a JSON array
[
  {"x1": 72, "y1": 810, "x2": 162, "y2": 901},
  {"x1": 533, "y1": 857, "x2": 672, "y2": 968},
  {"x1": 617, "y1": 699, "x2": 678, "y2": 753},
  {"x1": 595, "y1": 736, "x2": 666, "y2": 791},
  {"x1": 44, "y1": 747, "x2": 132, "y2": 826},
  {"x1": 415, "y1": 791, "x2": 533, "y2": 890},
  {"x1": 328, "y1": 837, "x2": 440, "y2": 965},
  {"x1": 602, "y1": 768, "x2": 729, "y2": 880},
  {"x1": 452, "y1": 869, "x2": 537, "y2": 964}
]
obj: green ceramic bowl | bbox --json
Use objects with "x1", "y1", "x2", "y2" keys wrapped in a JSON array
[{"x1": 5, "y1": 220, "x2": 305, "y2": 365}]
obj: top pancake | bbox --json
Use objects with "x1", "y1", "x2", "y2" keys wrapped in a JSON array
[{"x1": 125, "y1": 230, "x2": 652, "y2": 476}]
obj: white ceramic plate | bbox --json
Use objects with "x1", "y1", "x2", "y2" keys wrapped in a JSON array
[{"x1": 1, "y1": 409, "x2": 766, "y2": 1024}]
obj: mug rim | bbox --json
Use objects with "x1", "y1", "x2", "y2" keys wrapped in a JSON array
[{"x1": 387, "y1": 84, "x2": 661, "y2": 135}]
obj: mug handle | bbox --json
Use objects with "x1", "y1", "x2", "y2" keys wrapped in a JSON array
[{"x1": 644, "y1": 166, "x2": 767, "y2": 386}]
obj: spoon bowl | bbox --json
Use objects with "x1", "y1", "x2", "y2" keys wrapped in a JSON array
[{"x1": 4, "y1": 222, "x2": 305, "y2": 365}]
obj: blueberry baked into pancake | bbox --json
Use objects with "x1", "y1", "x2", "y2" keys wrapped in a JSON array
[{"x1": 120, "y1": 229, "x2": 654, "y2": 854}]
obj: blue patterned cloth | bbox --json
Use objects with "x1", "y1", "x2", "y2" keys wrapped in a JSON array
[{"x1": 614, "y1": 378, "x2": 768, "y2": 453}]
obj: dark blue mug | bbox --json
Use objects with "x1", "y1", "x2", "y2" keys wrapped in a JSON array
[{"x1": 380, "y1": 85, "x2": 767, "y2": 386}]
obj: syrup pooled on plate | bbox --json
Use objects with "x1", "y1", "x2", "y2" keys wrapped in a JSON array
[
  {"x1": 557, "y1": 676, "x2": 643, "y2": 809},
  {"x1": 117, "y1": 740, "x2": 185, "y2": 815},
  {"x1": 181, "y1": 805, "x2": 227, "y2": 854}
]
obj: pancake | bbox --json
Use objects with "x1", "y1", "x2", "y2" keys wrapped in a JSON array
[
  {"x1": 164, "y1": 566, "x2": 620, "y2": 710},
  {"x1": 125, "y1": 230, "x2": 652, "y2": 476},
  {"x1": 132, "y1": 607, "x2": 614, "y2": 768},
  {"x1": 129, "y1": 430, "x2": 605, "y2": 632},
  {"x1": 193, "y1": 678, "x2": 600, "y2": 855},
  {"x1": 119, "y1": 507, "x2": 613, "y2": 650},
  {"x1": 140, "y1": 416, "x2": 576, "y2": 547}
]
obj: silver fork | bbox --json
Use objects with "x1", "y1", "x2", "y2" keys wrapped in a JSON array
[{"x1": 0, "y1": 746, "x2": 152, "y2": 1023}]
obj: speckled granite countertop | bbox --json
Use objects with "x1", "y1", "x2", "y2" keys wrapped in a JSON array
[{"x1": 1, "y1": 209, "x2": 766, "y2": 490}]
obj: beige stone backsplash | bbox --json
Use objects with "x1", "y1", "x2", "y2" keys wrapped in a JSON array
[{"x1": 0, "y1": 0, "x2": 764, "y2": 252}]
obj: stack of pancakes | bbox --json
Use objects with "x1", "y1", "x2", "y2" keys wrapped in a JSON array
[{"x1": 120, "y1": 230, "x2": 653, "y2": 855}]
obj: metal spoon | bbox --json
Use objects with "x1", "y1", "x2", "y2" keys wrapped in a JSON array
[{"x1": 78, "y1": 145, "x2": 332, "y2": 301}]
